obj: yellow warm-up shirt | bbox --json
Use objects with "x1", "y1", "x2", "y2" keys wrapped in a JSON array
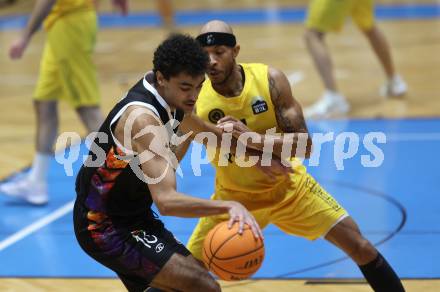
[
  {"x1": 196, "y1": 63, "x2": 306, "y2": 193},
  {"x1": 44, "y1": 0, "x2": 94, "y2": 30}
]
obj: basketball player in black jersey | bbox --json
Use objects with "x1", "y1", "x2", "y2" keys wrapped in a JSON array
[{"x1": 74, "y1": 34, "x2": 262, "y2": 292}]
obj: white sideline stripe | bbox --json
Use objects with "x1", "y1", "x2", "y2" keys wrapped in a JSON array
[{"x1": 0, "y1": 200, "x2": 74, "y2": 252}]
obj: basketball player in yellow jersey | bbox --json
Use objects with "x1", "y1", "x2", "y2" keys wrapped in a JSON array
[
  {"x1": 0, "y1": 0, "x2": 127, "y2": 205},
  {"x1": 181, "y1": 20, "x2": 405, "y2": 292},
  {"x1": 304, "y1": 0, "x2": 407, "y2": 119}
]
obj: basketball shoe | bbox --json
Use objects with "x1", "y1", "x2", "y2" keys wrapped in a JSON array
[
  {"x1": 380, "y1": 75, "x2": 407, "y2": 97},
  {"x1": 304, "y1": 91, "x2": 350, "y2": 119},
  {"x1": 0, "y1": 177, "x2": 48, "y2": 205}
]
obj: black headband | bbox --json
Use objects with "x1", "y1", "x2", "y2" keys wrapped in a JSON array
[{"x1": 196, "y1": 32, "x2": 236, "y2": 47}]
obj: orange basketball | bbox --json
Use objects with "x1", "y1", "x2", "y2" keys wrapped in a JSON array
[{"x1": 202, "y1": 221, "x2": 265, "y2": 281}]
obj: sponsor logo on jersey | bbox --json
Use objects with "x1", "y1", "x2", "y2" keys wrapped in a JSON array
[{"x1": 251, "y1": 98, "x2": 268, "y2": 114}]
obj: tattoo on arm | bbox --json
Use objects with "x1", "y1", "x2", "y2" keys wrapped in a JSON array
[
  {"x1": 269, "y1": 75, "x2": 281, "y2": 100},
  {"x1": 269, "y1": 75, "x2": 297, "y2": 133}
]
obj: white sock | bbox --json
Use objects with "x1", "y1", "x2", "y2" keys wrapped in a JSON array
[
  {"x1": 389, "y1": 74, "x2": 401, "y2": 83},
  {"x1": 27, "y1": 152, "x2": 51, "y2": 183}
]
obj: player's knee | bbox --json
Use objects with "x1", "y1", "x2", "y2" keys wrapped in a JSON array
[
  {"x1": 361, "y1": 25, "x2": 378, "y2": 39},
  {"x1": 304, "y1": 28, "x2": 324, "y2": 42},
  {"x1": 304, "y1": 29, "x2": 313, "y2": 42},
  {"x1": 76, "y1": 106, "x2": 103, "y2": 132},
  {"x1": 186, "y1": 267, "x2": 220, "y2": 292}
]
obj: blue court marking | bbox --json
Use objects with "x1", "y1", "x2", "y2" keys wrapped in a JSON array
[
  {"x1": 0, "y1": 3, "x2": 439, "y2": 30},
  {"x1": 0, "y1": 118, "x2": 439, "y2": 279}
]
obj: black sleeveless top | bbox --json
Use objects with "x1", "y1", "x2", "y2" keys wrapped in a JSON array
[{"x1": 75, "y1": 77, "x2": 184, "y2": 225}]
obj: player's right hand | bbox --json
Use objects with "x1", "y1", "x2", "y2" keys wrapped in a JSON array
[
  {"x1": 112, "y1": 0, "x2": 129, "y2": 15},
  {"x1": 256, "y1": 155, "x2": 293, "y2": 180},
  {"x1": 226, "y1": 201, "x2": 263, "y2": 240},
  {"x1": 9, "y1": 37, "x2": 29, "y2": 59}
]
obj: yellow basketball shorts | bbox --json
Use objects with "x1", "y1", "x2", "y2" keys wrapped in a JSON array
[
  {"x1": 34, "y1": 10, "x2": 100, "y2": 108},
  {"x1": 306, "y1": 0, "x2": 375, "y2": 32},
  {"x1": 187, "y1": 173, "x2": 348, "y2": 260}
]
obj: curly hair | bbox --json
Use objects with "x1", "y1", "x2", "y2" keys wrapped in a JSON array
[{"x1": 153, "y1": 33, "x2": 209, "y2": 80}]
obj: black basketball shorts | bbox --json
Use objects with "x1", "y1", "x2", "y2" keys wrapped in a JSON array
[{"x1": 74, "y1": 202, "x2": 190, "y2": 292}]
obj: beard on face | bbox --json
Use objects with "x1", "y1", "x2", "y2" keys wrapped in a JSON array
[{"x1": 211, "y1": 57, "x2": 235, "y2": 86}]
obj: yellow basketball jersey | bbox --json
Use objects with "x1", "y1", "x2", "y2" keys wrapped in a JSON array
[
  {"x1": 44, "y1": 0, "x2": 94, "y2": 30},
  {"x1": 196, "y1": 63, "x2": 306, "y2": 193}
]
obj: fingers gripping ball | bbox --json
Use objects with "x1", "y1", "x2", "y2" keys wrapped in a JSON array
[{"x1": 202, "y1": 221, "x2": 265, "y2": 281}]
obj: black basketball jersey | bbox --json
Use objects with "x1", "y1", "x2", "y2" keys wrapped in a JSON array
[{"x1": 75, "y1": 76, "x2": 184, "y2": 225}]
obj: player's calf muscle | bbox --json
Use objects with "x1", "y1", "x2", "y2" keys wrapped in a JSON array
[
  {"x1": 178, "y1": 260, "x2": 219, "y2": 291},
  {"x1": 152, "y1": 254, "x2": 220, "y2": 292}
]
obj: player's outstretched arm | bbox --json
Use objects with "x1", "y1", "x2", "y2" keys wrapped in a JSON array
[
  {"x1": 167, "y1": 113, "x2": 199, "y2": 162},
  {"x1": 116, "y1": 106, "x2": 262, "y2": 238},
  {"x1": 176, "y1": 110, "x2": 250, "y2": 160}
]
